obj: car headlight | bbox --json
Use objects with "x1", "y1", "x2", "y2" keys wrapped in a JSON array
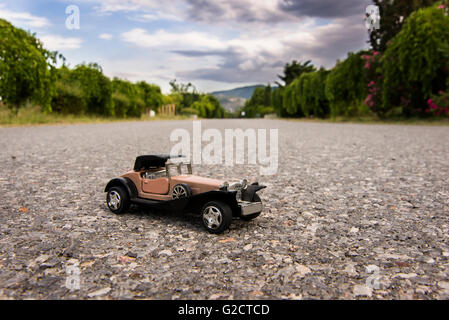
[
  {"x1": 228, "y1": 182, "x2": 242, "y2": 191},
  {"x1": 220, "y1": 181, "x2": 229, "y2": 190}
]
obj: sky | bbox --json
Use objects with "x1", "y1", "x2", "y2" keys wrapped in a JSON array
[{"x1": 0, "y1": 0, "x2": 372, "y2": 93}]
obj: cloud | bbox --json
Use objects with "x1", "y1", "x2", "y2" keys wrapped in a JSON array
[
  {"x1": 84, "y1": 0, "x2": 373, "y2": 24},
  {"x1": 93, "y1": 0, "x2": 146, "y2": 12},
  {"x1": 278, "y1": 0, "x2": 372, "y2": 18},
  {"x1": 130, "y1": 11, "x2": 183, "y2": 22},
  {"x1": 175, "y1": 14, "x2": 369, "y2": 83},
  {"x1": 121, "y1": 28, "x2": 227, "y2": 51},
  {"x1": 120, "y1": 9, "x2": 369, "y2": 84},
  {"x1": 0, "y1": 5, "x2": 50, "y2": 28},
  {"x1": 72, "y1": 0, "x2": 372, "y2": 90},
  {"x1": 183, "y1": 0, "x2": 291, "y2": 23},
  {"x1": 99, "y1": 33, "x2": 113, "y2": 40},
  {"x1": 40, "y1": 35, "x2": 83, "y2": 50}
]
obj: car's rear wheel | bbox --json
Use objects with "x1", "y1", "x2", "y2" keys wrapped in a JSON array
[
  {"x1": 172, "y1": 184, "x2": 192, "y2": 199},
  {"x1": 241, "y1": 194, "x2": 262, "y2": 221},
  {"x1": 107, "y1": 186, "x2": 130, "y2": 214},
  {"x1": 201, "y1": 201, "x2": 232, "y2": 234}
]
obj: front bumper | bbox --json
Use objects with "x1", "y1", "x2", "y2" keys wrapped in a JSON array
[{"x1": 239, "y1": 201, "x2": 263, "y2": 216}]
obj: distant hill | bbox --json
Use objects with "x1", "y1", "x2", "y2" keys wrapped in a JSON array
[
  {"x1": 211, "y1": 85, "x2": 266, "y2": 100},
  {"x1": 212, "y1": 95, "x2": 246, "y2": 113}
]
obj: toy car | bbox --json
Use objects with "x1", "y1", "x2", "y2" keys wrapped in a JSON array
[{"x1": 105, "y1": 155, "x2": 266, "y2": 234}]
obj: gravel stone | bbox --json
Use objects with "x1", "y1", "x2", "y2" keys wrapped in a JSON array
[
  {"x1": 88, "y1": 287, "x2": 111, "y2": 298},
  {"x1": 0, "y1": 120, "x2": 448, "y2": 299}
]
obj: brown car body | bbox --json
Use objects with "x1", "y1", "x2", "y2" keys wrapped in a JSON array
[
  {"x1": 122, "y1": 169, "x2": 223, "y2": 201},
  {"x1": 105, "y1": 155, "x2": 266, "y2": 234}
]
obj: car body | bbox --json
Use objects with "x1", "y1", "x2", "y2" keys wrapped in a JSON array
[{"x1": 105, "y1": 155, "x2": 266, "y2": 233}]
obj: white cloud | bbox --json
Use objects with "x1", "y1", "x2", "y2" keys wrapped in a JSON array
[
  {"x1": 40, "y1": 35, "x2": 83, "y2": 51},
  {"x1": 0, "y1": 4, "x2": 50, "y2": 28},
  {"x1": 99, "y1": 33, "x2": 113, "y2": 40},
  {"x1": 92, "y1": 0, "x2": 164, "y2": 13},
  {"x1": 121, "y1": 28, "x2": 227, "y2": 51},
  {"x1": 131, "y1": 11, "x2": 183, "y2": 22},
  {"x1": 60, "y1": 0, "x2": 370, "y2": 90}
]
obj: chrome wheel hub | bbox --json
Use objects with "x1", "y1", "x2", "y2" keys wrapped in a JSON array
[
  {"x1": 108, "y1": 191, "x2": 121, "y2": 210},
  {"x1": 202, "y1": 206, "x2": 222, "y2": 230},
  {"x1": 172, "y1": 185, "x2": 187, "y2": 199}
]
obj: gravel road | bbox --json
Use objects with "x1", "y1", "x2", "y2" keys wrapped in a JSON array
[{"x1": 0, "y1": 119, "x2": 448, "y2": 300}]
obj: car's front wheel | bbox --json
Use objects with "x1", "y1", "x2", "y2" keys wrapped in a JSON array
[
  {"x1": 201, "y1": 201, "x2": 232, "y2": 234},
  {"x1": 106, "y1": 186, "x2": 130, "y2": 214},
  {"x1": 172, "y1": 184, "x2": 192, "y2": 199}
]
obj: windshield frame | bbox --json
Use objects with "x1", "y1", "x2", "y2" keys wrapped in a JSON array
[{"x1": 166, "y1": 162, "x2": 192, "y2": 178}]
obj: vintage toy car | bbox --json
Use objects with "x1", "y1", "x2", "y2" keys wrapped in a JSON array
[{"x1": 105, "y1": 155, "x2": 266, "y2": 234}]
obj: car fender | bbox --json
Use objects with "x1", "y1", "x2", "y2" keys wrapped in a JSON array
[
  {"x1": 183, "y1": 190, "x2": 240, "y2": 216},
  {"x1": 105, "y1": 177, "x2": 138, "y2": 198},
  {"x1": 242, "y1": 183, "x2": 266, "y2": 202}
]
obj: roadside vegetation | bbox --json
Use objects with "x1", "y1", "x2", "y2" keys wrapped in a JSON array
[
  {"x1": 242, "y1": 1, "x2": 449, "y2": 122},
  {"x1": 0, "y1": 103, "x2": 189, "y2": 126},
  {"x1": 0, "y1": 18, "x2": 225, "y2": 125},
  {"x1": 2, "y1": 1, "x2": 449, "y2": 126}
]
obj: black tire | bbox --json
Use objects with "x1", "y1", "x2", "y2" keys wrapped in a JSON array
[
  {"x1": 241, "y1": 194, "x2": 262, "y2": 221},
  {"x1": 201, "y1": 201, "x2": 233, "y2": 234},
  {"x1": 172, "y1": 184, "x2": 192, "y2": 199},
  {"x1": 106, "y1": 186, "x2": 130, "y2": 214}
]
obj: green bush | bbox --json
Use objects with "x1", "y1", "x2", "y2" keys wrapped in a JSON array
[
  {"x1": 0, "y1": 18, "x2": 57, "y2": 114},
  {"x1": 137, "y1": 81, "x2": 163, "y2": 111},
  {"x1": 112, "y1": 92, "x2": 131, "y2": 118},
  {"x1": 297, "y1": 69, "x2": 330, "y2": 118},
  {"x1": 382, "y1": 5, "x2": 449, "y2": 116},
  {"x1": 181, "y1": 107, "x2": 200, "y2": 115},
  {"x1": 112, "y1": 78, "x2": 145, "y2": 117},
  {"x1": 51, "y1": 81, "x2": 86, "y2": 114},
  {"x1": 325, "y1": 52, "x2": 368, "y2": 117},
  {"x1": 70, "y1": 63, "x2": 113, "y2": 116},
  {"x1": 271, "y1": 87, "x2": 284, "y2": 116},
  {"x1": 282, "y1": 81, "x2": 303, "y2": 116},
  {"x1": 427, "y1": 77, "x2": 449, "y2": 117}
]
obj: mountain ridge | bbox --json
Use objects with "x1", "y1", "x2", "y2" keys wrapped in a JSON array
[{"x1": 211, "y1": 85, "x2": 266, "y2": 100}]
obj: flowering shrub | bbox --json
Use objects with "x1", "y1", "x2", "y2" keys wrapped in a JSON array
[
  {"x1": 382, "y1": 6, "x2": 449, "y2": 117},
  {"x1": 427, "y1": 91, "x2": 449, "y2": 117},
  {"x1": 362, "y1": 51, "x2": 385, "y2": 116},
  {"x1": 438, "y1": 2, "x2": 449, "y2": 15}
]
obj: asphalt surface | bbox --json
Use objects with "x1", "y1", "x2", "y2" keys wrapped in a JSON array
[{"x1": 0, "y1": 119, "x2": 448, "y2": 299}]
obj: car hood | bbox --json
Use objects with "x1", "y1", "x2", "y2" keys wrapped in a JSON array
[{"x1": 171, "y1": 175, "x2": 223, "y2": 191}]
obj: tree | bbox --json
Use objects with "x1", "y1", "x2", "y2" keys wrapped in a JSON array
[
  {"x1": 242, "y1": 85, "x2": 274, "y2": 117},
  {"x1": 325, "y1": 52, "x2": 368, "y2": 117},
  {"x1": 282, "y1": 80, "x2": 302, "y2": 116},
  {"x1": 297, "y1": 69, "x2": 330, "y2": 118},
  {"x1": 382, "y1": 5, "x2": 449, "y2": 116},
  {"x1": 271, "y1": 87, "x2": 284, "y2": 116},
  {"x1": 112, "y1": 78, "x2": 144, "y2": 117},
  {"x1": 169, "y1": 79, "x2": 200, "y2": 112},
  {"x1": 0, "y1": 19, "x2": 57, "y2": 114},
  {"x1": 191, "y1": 94, "x2": 225, "y2": 118},
  {"x1": 276, "y1": 60, "x2": 316, "y2": 87},
  {"x1": 368, "y1": 0, "x2": 439, "y2": 52},
  {"x1": 169, "y1": 79, "x2": 196, "y2": 94},
  {"x1": 137, "y1": 81, "x2": 163, "y2": 111},
  {"x1": 70, "y1": 63, "x2": 113, "y2": 116}
]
